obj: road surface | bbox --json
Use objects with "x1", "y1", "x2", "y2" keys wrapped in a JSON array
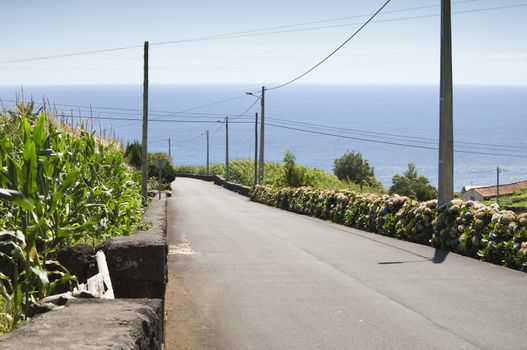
[{"x1": 165, "y1": 178, "x2": 526, "y2": 350}]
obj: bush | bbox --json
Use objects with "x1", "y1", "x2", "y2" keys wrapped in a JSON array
[
  {"x1": 124, "y1": 141, "x2": 142, "y2": 168},
  {"x1": 333, "y1": 151, "x2": 382, "y2": 190},
  {"x1": 390, "y1": 163, "x2": 437, "y2": 201},
  {"x1": 249, "y1": 185, "x2": 527, "y2": 272},
  {"x1": 148, "y1": 152, "x2": 176, "y2": 184},
  {"x1": 275, "y1": 150, "x2": 312, "y2": 188}
]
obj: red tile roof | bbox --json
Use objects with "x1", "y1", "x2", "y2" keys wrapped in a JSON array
[{"x1": 474, "y1": 180, "x2": 527, "y2": 199}]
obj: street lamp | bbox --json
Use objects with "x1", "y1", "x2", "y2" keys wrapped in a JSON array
[{"x1": 246, "y1": 87, "x2": 266, "y2": 184}]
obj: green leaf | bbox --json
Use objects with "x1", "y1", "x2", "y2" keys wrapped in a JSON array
[
  {"x1": 33, "y1": 113, "x2": 46, "y2": 148},
  {"x1": 29, "y1": 266, "x2": 49, "y2": 290},
  {"x1": 23, "y1": 140, "x2": 37, "y2": 196},
  {"x1": 0, "y1": 188, "x2": 34, "y2": 211},
  {"x1": 0, "y1": 230, "x2": 25, "y2": 245},
  {"x1": 57, "y1": 222, "x2": 94, "y2": 239}
]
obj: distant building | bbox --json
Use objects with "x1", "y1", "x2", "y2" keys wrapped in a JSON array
[{"x1": 461, "y1": 180, "x2": 527, "y2": 201}]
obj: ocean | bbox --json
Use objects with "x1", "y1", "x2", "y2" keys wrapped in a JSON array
[{"x1": 0, "y1": 84, "x2": 526, "y2": 191}]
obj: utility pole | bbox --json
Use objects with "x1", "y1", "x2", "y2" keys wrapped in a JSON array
[
  {"x1": 359, "y1": 161, "x2": 364, "y2": 191},
  {"x1": 206, "y1": 130, "x2": 210, "y2": 176},
  {"x1": 254, "y1": 112, "x2": 259, "y2": 186},
  {"x1": 141, "y1": 41, "x2": 149, "y2": 205},
  {"x1": 225, "y1": 116, "x2": 230, "y2": 181},
  {"x1": 168, "y1": 138, "x2": 171, "y2": 159},
  {"x1": 258, "y1": 86, "x2": 266, "y2": 184},
  {"x1": 497, "y1": 166, "x2": 501, "y2": 205},
  {"x1": 438, "y1": 0, "x2": 454, "y2": 207}
]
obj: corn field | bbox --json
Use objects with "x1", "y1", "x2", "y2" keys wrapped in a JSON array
[{"x1": 0, "y1": 103, "x2": 144, "y2": 331}]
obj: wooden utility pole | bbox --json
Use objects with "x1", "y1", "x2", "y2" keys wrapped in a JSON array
[
  {"x1": 225, "y1": 117, "x2": 230, "y2": 181},
  {"x1": 206, "y1": 130, "x2": 210, "y2": 176},
  {"x1": 141, "y1": 41, "x2": 149, "y2": 205},
  {"x1": 438, "y1": 0, "x2": 454, "y2": 207},
  {"x1": 497, "y1": 167, "x2": 501, "y2": 205},
  {"x1": 258, "y1": 86, "x2": 265, "y2": 184},
  {"x1": 254, "y1": 112, "x2": 259, "y2": 186},
  {"x1": 168, "y1": 138, "x2": 171, "y2": 159}
]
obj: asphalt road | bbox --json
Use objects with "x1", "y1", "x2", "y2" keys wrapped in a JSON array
[{"x1": 164, "y1": 178, "x2": 527, "y2": 350}]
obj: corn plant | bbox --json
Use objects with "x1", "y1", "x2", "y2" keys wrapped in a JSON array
[{"x1": 0, "y1": 103, "x2": 143, "y2": 329}]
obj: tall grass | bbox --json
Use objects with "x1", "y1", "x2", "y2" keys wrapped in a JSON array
[{"x1": 0, "y1": 102, "x2": 143, "y2": 330}]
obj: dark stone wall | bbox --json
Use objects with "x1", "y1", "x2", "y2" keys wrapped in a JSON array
[
  {"x1": 176, "y1": 173, "x2": 251, "y2": 197},
  {"x1": 0, "y1": 299, "x2": 163, "y2": 350},
  {"x1": 0, "y1": 196, "x2": 169, "y2": 349}
]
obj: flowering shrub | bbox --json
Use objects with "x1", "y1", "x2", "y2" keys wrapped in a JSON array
[{"x1": 250, "y1": 185, "x2": 527, "y2": 272}]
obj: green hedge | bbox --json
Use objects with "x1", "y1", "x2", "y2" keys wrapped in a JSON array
[{"x1": 249, "y1": 185, "x2": 527, "y2": 272}]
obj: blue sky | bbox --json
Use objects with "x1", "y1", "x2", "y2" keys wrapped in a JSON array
[{"x1": 1, "y1": 0, "x2": 526, "y2": 85}]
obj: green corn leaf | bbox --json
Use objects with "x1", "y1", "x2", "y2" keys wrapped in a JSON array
[
  {"x1": 23, "y1": 140, "x2": 37, "y2": 196},
  {"x1": 33, "y1": 113, "x2": 46, "y2": 148},
  {"x1": 29, "y1": 266, "x2": 49, "y2": 290},
  {"x1": 0, "y1": 188, "x2": 34, "y2": 211},
  {"x1": 0, "y1": 274, "x2": 12, "y2": 302},
  {"x1": 54, "y1": 169, "x2": 80, "y2": 198},
  {"x1": 0, "y1": 230, "x2": 25, "y2": 245},
  {"x1": 7, "y1": 158, "x2": 21, "y2": 190},
  {"x1": 57, "y1": 222, "x2": 94, "y2": 239}
]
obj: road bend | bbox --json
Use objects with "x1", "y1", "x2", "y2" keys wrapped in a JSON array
[{"x1": 164, "y1": 177, "x2": 526, "y2": 350}]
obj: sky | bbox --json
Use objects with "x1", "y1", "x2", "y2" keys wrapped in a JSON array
[{"x1": 1, "y1": 0, "x2": 526, "y2": 85}]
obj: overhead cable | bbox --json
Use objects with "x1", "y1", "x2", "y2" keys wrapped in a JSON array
[{"x1": 267, "y1": 0, "x2": 392, "y2": 90}]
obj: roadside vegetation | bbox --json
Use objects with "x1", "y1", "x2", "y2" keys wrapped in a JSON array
[
  {"x1": 175, "y1": 150, "x2": 385, "y2": 194},
  {"x1": 485, "y1": 188, "x2": 527, "y2": 211},
  {"x1": 124, "y1": 142, "x2": 176, "y2": 191},
  {"x1": 389, "y1": 163, "x2": 437, "y2": 201},
  {"x1": 0, "y1": 103, "x2": 144, "y2": 331},
  {"x1": 175, "y1": 150, "x2": 439, "y2": 200}
]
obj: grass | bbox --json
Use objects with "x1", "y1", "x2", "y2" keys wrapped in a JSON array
[
  {"x1": 485, "y1": 189, "x2": 527, "y2": 211},
  {"x1": 0, "y1": 297, "x2": 9, "y2": 335},
  {"x1": 175, "y1": 159, "x2": 385, "y2": 194}
]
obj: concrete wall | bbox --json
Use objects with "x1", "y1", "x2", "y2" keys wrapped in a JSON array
[{"x1": 461, "y1": 189, "x2": 484, "y2": 202}]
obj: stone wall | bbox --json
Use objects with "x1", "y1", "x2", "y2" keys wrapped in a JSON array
[
  {"x1": 0, "y1": 195, "x2": 169, "y2": 350},
  {"x1": 177, "y1": 173, "x2": 251, "y2": 197},
  {"x1": 0, "y1": 299, "x2": 163, "y2": 350}
]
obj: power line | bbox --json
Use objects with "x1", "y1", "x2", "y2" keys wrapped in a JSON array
[
  {"x1": 266, "y1": 123, "x2": 527, "y2": 159},
  {"x1": 267, "y1": 0, "x2": 392, "y2": 90},
  {"x1": 266, "y1": 116, "x2": 527, "y2": 152},
  {"x1": 231, "y1": 95, "x2": 261, "y2": 120},
  {"x1": 264, "y1": 3, "x2": 527, "y2": 90},
  {"x1": 59, "y1": 114, "x2": 253, "y2": 124},
  {"x1": 0, "y1": 45, "x2": 142, "y2": 65},
  {"x1": 175, "y1": 95, "x2": 248, "y2": 113},
  {"x1": 4, "y1": 96, "x2": 524, "y2": 154},
  {"x1": 2, "y1": 0, "x2": 515, "y2": 66},
  {"x1": 0, "y1": 97, "x2": 240, "y2": 118}
]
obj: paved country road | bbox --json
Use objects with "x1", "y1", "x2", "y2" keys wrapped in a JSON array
[{"x1": 164, "y1": 178, "x2": 527, "y2": 350}]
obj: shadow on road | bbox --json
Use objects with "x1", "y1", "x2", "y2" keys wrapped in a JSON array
[
  {"x1": 378, "y1": 249, "x2": 450, "y2": 265},
  {"x1": 378, "y1": 260, "x2": 428, "y2": 265},
  {"x1": 432, "y1": 249, "x2": 449, "y2": 264}
]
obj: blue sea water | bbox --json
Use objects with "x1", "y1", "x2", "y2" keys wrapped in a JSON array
[{"x1": 0, "y1": 84, "x2": 526, "y2": 191}]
